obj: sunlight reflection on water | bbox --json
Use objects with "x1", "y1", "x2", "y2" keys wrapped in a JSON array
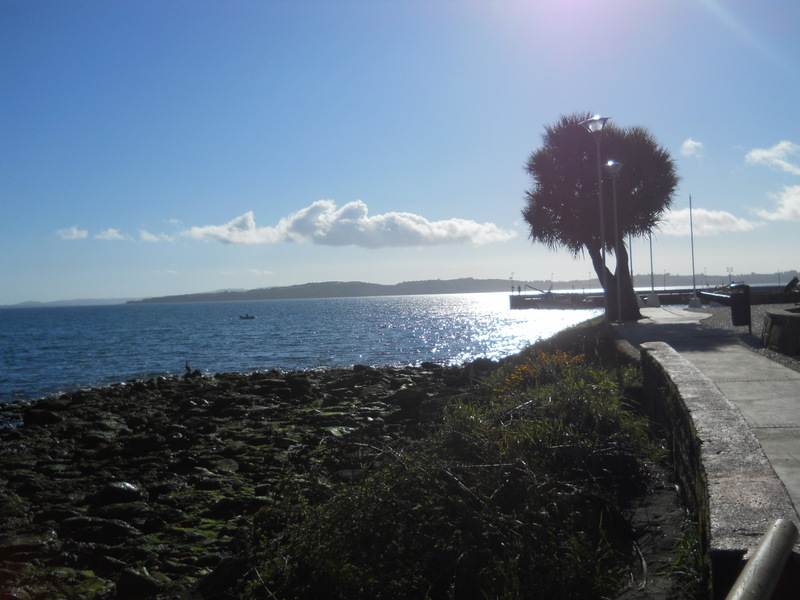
[{"x1": 0, "y1": 293, "x2": 600, "y2": 402}]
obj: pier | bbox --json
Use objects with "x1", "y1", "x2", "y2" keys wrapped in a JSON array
[{"x1": 510, "y1": 285, "x2": 797, "y2": 310}]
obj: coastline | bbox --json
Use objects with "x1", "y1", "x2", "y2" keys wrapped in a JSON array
[
  {"x1": 0, "y1": 360, "x2": 497, "y2": 598},
  {"x1": 0, "y1": 316, "x2": 689, "y2": 599}
]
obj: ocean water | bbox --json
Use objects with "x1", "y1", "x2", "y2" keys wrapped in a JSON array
[{"x1": 0, "y1": 293, "x2": 600, "y2": 403}]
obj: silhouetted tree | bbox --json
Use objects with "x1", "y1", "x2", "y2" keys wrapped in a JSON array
[{"x1": 522, "y1": 112, "x2": 678, "y2": 321}]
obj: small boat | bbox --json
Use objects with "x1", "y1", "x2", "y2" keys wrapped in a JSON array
[{"x1": 239, "y1": 314, "x2": 255, "y2": 320}]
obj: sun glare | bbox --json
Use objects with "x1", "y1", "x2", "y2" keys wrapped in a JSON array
[{"x1": 697, "y1": 0, "x2": 796, "y2": 78}]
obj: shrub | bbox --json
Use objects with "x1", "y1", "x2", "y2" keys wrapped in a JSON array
[{"x1": 246, "y1": 349, "x2": 659, "y2": 599}]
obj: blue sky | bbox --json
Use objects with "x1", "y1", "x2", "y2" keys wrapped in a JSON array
[{"x1": 2, "y1": 0, "x2": 800, "y2": 304}]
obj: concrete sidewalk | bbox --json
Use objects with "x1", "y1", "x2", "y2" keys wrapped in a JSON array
[{"x1": 615, "y1": 307, "x2": 800, "y2": 515}]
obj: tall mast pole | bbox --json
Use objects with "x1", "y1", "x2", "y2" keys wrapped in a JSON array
[{"x1": 690, "y1": 194, "x2": 698, "y2": 301}]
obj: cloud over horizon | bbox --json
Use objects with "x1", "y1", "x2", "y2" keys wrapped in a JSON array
[
  {"x1": 745, "y1": 141, "x2": 800, "y2": 175},
  {"x1": 94, "y1": 228, "x2": 127, "y2": 241},
  {"x1": 56, "y1": 200, "x2": 516, "y2": 248},
  {"x1": 183, "y1": 200, "x2": 516, "y2": 247},
  {"x1": 680, "y1": 138, "x2": 704, "y2": 158},
  {"x1": 659, "y1": 207, "x2": 762, "y2": 236},
  {"x1": 56, "y1": 226, "x2": 88, "y2": 240},
  {"x1": 751, "y1": 184, "x2": 800, "y2": 221}
]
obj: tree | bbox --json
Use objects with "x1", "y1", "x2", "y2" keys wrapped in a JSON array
[{"x1": 522, "y1": 112, "x2": 678, "y2": 321}]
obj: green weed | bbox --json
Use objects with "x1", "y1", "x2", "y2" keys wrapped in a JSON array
[{"x1": 244, "y1": 343, "x2": 663, "y2": 599}]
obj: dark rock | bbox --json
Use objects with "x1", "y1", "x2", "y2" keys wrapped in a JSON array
[
  {"x1": 33, "y1": 508, "x2": 83, "y2": 523},
  {"x1": 0, "y1": 529, "x2": 59, "y2": 562},
  {"x1": 332, "y1": 468, "x2": 365, "y2": 483},
  {"x1": 85, "y1": 553, "x2": 130, "y2": 575},
  {"x1": 116, "y1": 567, "x2": 162, "y2": 599},
  {"x1": 285, "y1": 373, "x2": 315, "y2": 397},
  {"x1": 90, "y1": 482, "x2": 147, "y2": 506},
  {"x1": 389, "y1": 385, "x2": 429, "y2": 409},
  {"x1": 59, "y1": 516, "x2": 142, "y2": 544},
  {"x1": 195, "y1": 553, "x2": 223, "y2": 568},
  {"x1": 205, "y1": 498, "x2": 247, "y2": 520},
  {"x1": 81, "y1": 432, "x2": 113, "y2": 448},
  {"x1": 0, "y1": 364, "x2": 491, "y2": 598},
  {"x1": 21, "y1": 409, "x2": 63, "y2": 426},
  {"x1": 193, "y1": 556, "x2": 250, "y2": 599},
  {"x1": 0, "y1": 569, "x2": 16, "y2": 584},
  {"x1": 147, "y1": 481, "x2": 182, "y2": 497}
]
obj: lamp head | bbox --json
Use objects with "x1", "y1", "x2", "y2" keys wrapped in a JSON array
[
  {"x1": 605, "y1": 160, "x2": 623, "y2": 176},
  {"x1": 579, "y1": 115, "x2": 610, "y2": 134}
]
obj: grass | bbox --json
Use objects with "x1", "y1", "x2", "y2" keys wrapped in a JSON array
[
  {"x1": 662, "y1": 523, "x2": 705, "y2": 599},
  {"x1": 242, "y1": 323, "x2": 671, "y2": 599}
]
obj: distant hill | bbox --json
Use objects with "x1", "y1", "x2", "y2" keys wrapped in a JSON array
[
  {"x1": 126, "y1": 270, "x2": 800, "y2": 305},
  {"x1": 1, "y1": 298, "x2": 138, "y2": 309},
  {"x1": 5, "y1": 271, "x2": 795, "y2": 308},
  {"x1": 128, "y1": 278, "x2": 519, "y2": 304}
]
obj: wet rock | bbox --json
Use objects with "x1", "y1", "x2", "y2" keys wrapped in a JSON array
[
  {"x1": 332, "y1": 468, "x2": 365, "y2": 483},
  {"x1": 0, "y1": 364, "x2": 487, "y2": 598},
  {"x1": 59, "y1": 516, "x2": 142, "y2": 545},
  {"x1": 116, "y1": 566, "x2": 162, "y2": 599},
  {"x1": 90, "y1": 482, "x2": 147, "y2": 507},
  {"x1": 21, "y1": 409, "x2": 63, "y2": 426},
  {"x1": 205, "y1": 497, "x2": 247, "y2": 520},
  {"x1": 193, "y1": 556, "x2": 250, "y2": 599},
  {"x1": 0, "y1": 569, "x2": 16, "y2": 584},
  {"x1": 389, "y1": 385, "x2": 429, "y2": 409},
  {"x1": 85, "y1": 553, "x2": 130, "y2": 576},
  {"x1": 0, "y1": 529, "x2": 59, "y2": 563},
  {"x1": 33, "y1": 508, "x2": 83, "y2": 524}
]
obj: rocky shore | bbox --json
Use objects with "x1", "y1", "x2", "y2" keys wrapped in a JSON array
[{"x1": 0, "y1": 360, "x2": 497, "y2": 599}]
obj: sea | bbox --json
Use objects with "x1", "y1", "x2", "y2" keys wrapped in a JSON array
[{"x1": 0, "y1": 293, "x2": 601, "y2": 404}]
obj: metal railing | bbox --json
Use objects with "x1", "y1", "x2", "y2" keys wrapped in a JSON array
[{"x1": 725, "y1": 518, "x2": 798, "y2": 600}]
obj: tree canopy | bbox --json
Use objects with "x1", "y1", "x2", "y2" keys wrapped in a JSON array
[{"x1": 522, "y1": 112, "x2": 679, "y2": 320}]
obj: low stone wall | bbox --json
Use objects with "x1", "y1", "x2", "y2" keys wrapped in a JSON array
[
  {"x1": 635, "y1": 341, "x2": 799, "y2": 598},
  {"x1": 762, "y1": 307, "x2": 800, "y2": 356}
]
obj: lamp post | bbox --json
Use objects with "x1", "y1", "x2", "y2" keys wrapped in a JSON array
[
  {"x1": 628, "y1": 233, "x2": 633, "y2": 279},
  {"x1": 579, "y1": 115, "x2": 610, "y2": 320},
  {"x1": 605, "y1": 159, "x2": 623, "y2": 323},
  {"x1": 688, "y1": 194, "x2": 702, "y2": 307}
]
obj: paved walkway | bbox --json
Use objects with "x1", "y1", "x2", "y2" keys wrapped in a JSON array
[{"x1": 615, "y1": 307, "x2": 800, "y2": 515}]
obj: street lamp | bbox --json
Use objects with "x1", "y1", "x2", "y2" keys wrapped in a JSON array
[
  {"x1": 688, "y1": 194, "x2": 702, "y2": 307},
  {"x1": 605, "y1": 159, "x2": 623, "y2": 323},
  {"x1": 579, "y1": 115, "x2": 610, "y2": 320},
  {"x1": 647, "y1": 232, "x2": 660, "y2": 307}
]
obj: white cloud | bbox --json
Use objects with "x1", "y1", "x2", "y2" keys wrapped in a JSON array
[
  {"x1": 745, "y1": 141, "x2": 800, "y2": 175},
  {"x1": 659, "y1": 207, "x2": 762, "y2": 236},
  {"x1": 680, "y1": 138, "x2": 704, "y2": 158},
  {"x1": 140, "y1": 230, "x2": 160, "y2": 242},
  {"x1": 183, "y1": 211, "x2": 284, "y2": 244},
  {"x1": 139, "y1": 230, "x2": 174, "y2": 242},
  {"x1": 751, "y1": 185, "x2": 800, "y2": 221},
  {"x1": 95, "y1": 228, "x2": 127, "y2": 241},
  {"x1": 56, "y1": 226, "x2": 88, "y2": 240},
  {"x1": 246, "y1": 268, "x2": 274, "y2": 276},
  {"x1": 183, "y1": 200, "x2": 516, "y2": 248}
]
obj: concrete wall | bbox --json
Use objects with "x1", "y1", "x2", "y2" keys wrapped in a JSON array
[
  {"x1": 627, "y1": 341, "x2": 799, "y2": 598},
  {"x1": 762, "y1": 308, "x2": 800, "y2": 355}
]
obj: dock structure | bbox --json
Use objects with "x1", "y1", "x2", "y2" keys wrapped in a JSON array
[
  {"x1": 510, "y1": 287, "x2": 702, "y2": 310},
  {"x1": 510, "y1": 285, "x2": 799, "y2": 310}
]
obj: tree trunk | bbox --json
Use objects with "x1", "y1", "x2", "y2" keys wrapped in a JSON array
[
  {"x1": 586, "y1": 243, "x2": 612, "y2": 313},
  {"x1": 613, "y1": 242, "x2": 642, "y2": 321},
  {"x1": 586, "y1": 242, "x2": 642, "y2": 322}
]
